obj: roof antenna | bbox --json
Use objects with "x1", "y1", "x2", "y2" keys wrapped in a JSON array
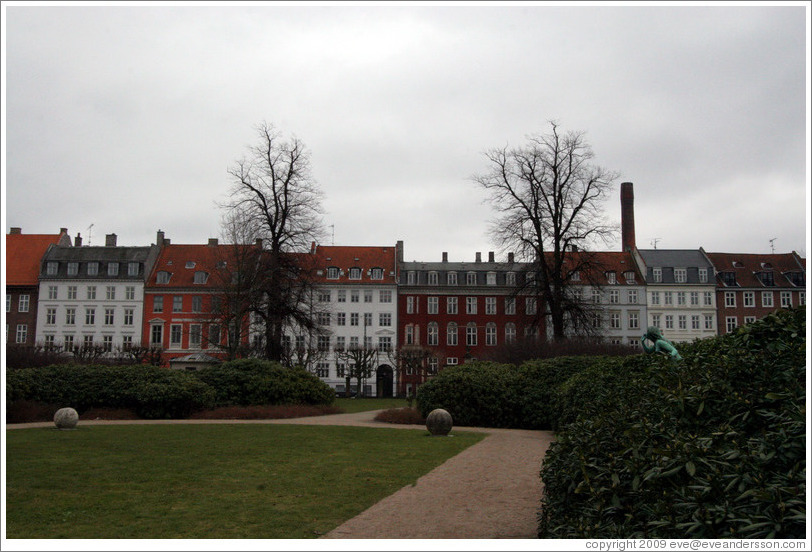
[
  {"x1": 330, "y1": 224, "x2": 335, "y2": 246},
  {"x1": 769, "y1": 238, "x2": 777, "y2": 254},
  {"x1": 651, "y1": 238, "x2": 661, "y2": 250},
  {"x1": 87, "y1": 223, "x2": 94, "y2": 245}
]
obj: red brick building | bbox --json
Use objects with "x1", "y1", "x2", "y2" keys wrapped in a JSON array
[
  {"x1": 5, "y1": 227, "x2": 71, "y2": 346},
  {"x1": 704, "y1": 250, "x2": 806, "y2": 335}
]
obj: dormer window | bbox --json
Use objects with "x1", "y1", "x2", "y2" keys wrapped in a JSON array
[
  {"x1": 506, "y1": 272, "x2": 516, "y2": 286},
  {"x1": 371, "y1": 268, "x2": 384, "y2": 280},
  {"x1": 674, "y1": 268, "x2": 687, "y2": 283},
  {"x1": 349, "y1": 267, "x2": 362, "y2": 280},
  {"x1": 698, "y1": 268, "x2": 708, "y2": 283},
  {"x1": 652, "y1": 267, "x2": 662, "y2": 283},
  {"x1": 624, "y1": 271, "x2": 636, "y2": 284},
  {"x1": 87, "y1": 262, "x2": 99, "y2": 276},
  {"x1": 46, "y1": 262, "x2": 59, "y2": 276},
  {"x1": 756, "y1": 271, "x2": 775, "y2": 287},
  {"x1": 194, "y1": 271, "x2": 209, "y2": 284},
  {"x1": 466, "y1": 272, "x2": 477, "y2": 285},
  {"x1": 570, "y1": 271, "x2": 580, "y2": 282},
  {"x1": 407, "y1": 271, "x2": 416, "y2": 285},
  {"x1": 186, "y1": 261, "x2": 196, "y2": 269},
  {"x1": 447, "y1": 272, "x2": 458, "y2": 285},
  {"x1": 732, "y1": 261, "x2": 744, "y2": 268},
  {"x1": 719, "y1": 272, "x2": 738, "y2": 287},
  {"x1": 784, "y1": 271, "x2": 805, "y2": 287},
  {"x1": 327, "y1": 267, "x2": 339, "y2": 279},
  {"x1": 486, "y1": 272, "x2": 497, "y2": 285},
  {"x1": 606, "y1": 271, "x2": 617, "y2": 285},
  {"x1": 128, "y1": 262, "x2": 140, "y2": 276},
  {"x1": 217, "y1": 261, "x2": 227, "y2": 269},
  {"x1": 108, "y1": 262, "x2": 119, "y2": 276},
  {"x1": 156, "y1": 271, "x2": 172, "y2": 284},
  {"x1": 428, "y1": 271, "x2": 439, "y2": 285}
]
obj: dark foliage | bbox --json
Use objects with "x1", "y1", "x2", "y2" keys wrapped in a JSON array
[{"x1": 374, "y1": 407, "x2": 426, "y2": 425}]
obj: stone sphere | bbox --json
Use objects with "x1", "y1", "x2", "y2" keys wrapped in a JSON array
[
  {"x1": 426, "y1": 408, "x2": 453, "y2": 436},
  {"x1": 54, "y1": 407, "x2": 79, "y2": 429}
]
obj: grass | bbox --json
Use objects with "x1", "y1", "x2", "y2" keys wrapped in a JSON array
[
  {"x1": 6, "y1": 423, "x2": 485, "y2": 539},
  {"x1": 334, "y1": 397, "x2": 411, "y2": 413}
]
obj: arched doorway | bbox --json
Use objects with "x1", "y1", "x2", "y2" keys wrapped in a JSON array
[{"x1": 376, "y1": 365, "x2": 394, "y2": 398}]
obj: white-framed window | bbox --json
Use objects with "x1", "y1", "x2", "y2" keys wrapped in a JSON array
[
  {"x1": 762, "y1": 291, "x2": 774, "y2": 308},
  {"x1": 591, "y1": 312, "x2": 602, "y2": 328},
  {"x1": 704, "y1": 292, "x2": 713, "y2": 306},
  {"x1": 106, "y1": 286, "x2": 116, "y2": 300},
  {"x1": 170, "y1": 324, "x2": 183, "y2": 346},
  {"x1": 800, "y1": 292, "x2": 805, "y2": 306},
  {"x1": 43, "y1": 334, "x2": 55, "y2": 348},
  {"x1": 406, "y1": 296, "x2": 415, "y2": 314},
  {"x1": 466, "y1": 297, "x2": 477, "y2": 314},
  {"x1": 652, "y1": 267, "x2": 662, "y2": 282},
  {"x1": 466, "y1": 272, "x2": 477, "y2": 285},
  {"x1": 156, "y1": 271, "x2": 171, "y2": 284},
  {"x1": 447, "y1": 272, "x2": 458, "y2": 285},
  {"x1": 18, "y1": 294, "x2": 30, "y2": 313},
  {"x1": 87, "y1": 262, "x2": 99, "y2": 276},
  {"x1": 379, "y1": 313, "x2": 392, "y2": 327},
  {"x1": 46, "y1": 261, "x2": 59, "y2": 275},
  {"x1": 466, "y1": 323, "x2": 477, "y2": 346},
  {"x1": 67, "y1": 262, "x2": 79, "y2": 276},
  {"x1": 46, "y1": 308, "x2": 57, "y2": 325},
  {"x1": 316, "y1": 363, "x2": 330, "y2": 378},
  {"x1": 189, "y1": 324, "x2": 202, "y2": 348},
  {"x1": 67, "y1": 286, "x2": 77, "y2": 299},
  {"x1": 64, "y1": 334, "x2": 74, "y2": 351},
  {"x1": 678, "y1": 315, "x2": 687, "y2": 330},
  {"x1": 780, "y1": 291, "x2": 792, "y2": 308},
  {"x1": 725, "y1": 292, "x2": 736, "y2": 308},
  {"x1": 704, "y1": 315, "x2": 714, "y2": 330},
  {"x1": 447, "y1": 297, "x2": 458, "y2": 315},
  {"x1": 124, "y1": 308, "x2": 134, "y2": 326},
  {"x1": 405, "y1": 325, "x2": 414, "y2": 345},
  {"x1": 318, "y1": 312, "x2": 331, "y2": 326},
  {"x1": 173, "y1": 296, "x2": 183, "y2": 312},
  {"x1": 336, "y1": 312, "x2": 346, "y2": 326},
  {"x1": 379, "y1": 290, "x2": 392, "y2": 303},
  {"x1": 690, "y1": 292, "x2": 699, "y2": 306},
  {"x1": 363, "y1": 289, "x2": 373, "y2": 303},
  {"x1": 335, "y1": 336, "x2": 346, "y2": 351},
  {"x1": 651, "y1": 291, "x2": 660, "y2": 305},
  {"x1": 104, "y1": 308, "x2": 115, "y2": 325},
  {"x1": 83, "y1": 335, "x2": 94, "y2": 348},
  {"x1": 698, "y1": 268, "x2": 708, "y2": 283},
  {"x1": 506, "y1": 272, "x2": 516, "y2": 286},
  {"x1": 428, "y1": 297, "x2": 439, "y2": 314},
  {"x1": 505, "y1": 323, "x2": 516, "y2": 343},
  {"x1": 664, "y1": 292, "x2": 673, "y2": 306},
  {"x1": 108, "y1": 263, "x2": 119, "y2": 276},
  {"x1": 194, "y1": 271, "x2": 208, "y2": 284},
  {"x1": 428, "y1": 272, "x2": 439, "y2": 285},
  {"x1": 128, "y1": 262, "x2": 140, "y2": 276},
  {"x1": 16, "y1": 324, "x2": 28, "y2": 344},
  {"x1": 125, "y1": 286, "x2": 135, "y2": 300},
  {"x1": 364, "y1": 313, "x2": 373, "y2": 327},
  {"x1": 153, "y1": 296, "x2": 164, "y2": 313},
  {"x1": 371, "y1": 268, "x2": 384, "y2": 280},
  {"x1": 337, "y1": 289, "x2": 346, "y2": 303},
  {"x1": 87, "y1": 286, "x2": 97, "y2": 300},
  {"x1": 318, "y1": 291, "x2": 331, "y2": 303},
  {"x1": 624, "y1": 271, "x2": 636, "y2": 284},
  {"x1": 610, "y1": 312, "x2": 621, "y2": 329},
  {"x1": 446, "y1": 357, "x2": 458, "y2": 366},
  {"x1": 485, "y1": 323, "x2": 497, "y2": 346},
  {"x1": 6, "y1": 294, "x2": 11, "y2": 312},
  {"x1": 505, "y1": 297, "x2": 516, "y2": 315},
  {"x1": 191, "y1": 296, "x2": 202, "y2": 313},
  {"x1": 485, "y1": 297, "x2": 496, "y2": 315},
  {"x1": 628, "y1": 311, "x2": 639, "y2": 330},
  {"x1": 726, "y1": 316, "x2": 738, "y2": 333},
  {"x1": 85, "y1": 308, "x2": 96, "y2": 325},
  {"x1": 674, "y1": 268, "x2": 687, "y2": 283},
  {"x1": 351, "y1": 290, "x2": 360, "y2": 303},
  {"x1": 48, "y1": 286, "x2": 58, "y2": 300},
  {"x1": 486, "y1": 272, "x2": 497, "y2": 286},
  {"x1": 65, "y1": 308, "x2": 76, "y2": 325},
  {"x1": 151, "y1": 325, "x2": 163, "y2": 346},
  {"x1": 744, "y1": 316, "x2": 756, "y2": 325},
  {"x1": 676, "y1": 292, "x2": 686, "y2": 306},
  {"x1": 327, "y1": 267, "x2": 340, "y2": 279},
  {"x1": 407, "y1": 271, "x2": 416, "y2": 285},
  {"x1": 122, "y1": 335, "x2": 133, "y2": 350},
  {"x1": 428, "y1": 322, "x2": 438, "y2": 346},
  {"x1": 609, "y1": 290, "x2": 619, "y2": 304},
  {"x1": 378, "y1": 336, "x2": 392, "y2": 352},
  {"x1": 743, "y1": 292, "x2": 755, "y2": 307},
  {"x1": 664, "y1": 315, "x2": 673, "y2": 330},
  {"x1": 526, "y1": 297, "x2": 537, "y2": 315},
  {"x1": 607, "y1": 272, "x2": 617, "y2": 285},
  {"x1": 317, "y1": 335, "x2": 330, "y2": 352},
  {"x1": 691, "y1": 315, "x2": 700, "y2": 330},
  {"x1": 428, "y1": 358, "x2": 439, "y2": 375},
  {"x1": 447, "y1": 322, "x2": 458, "y2": 346},
  {"x1": 349, "y1": 267, "x2": 362, "y2": 280}
]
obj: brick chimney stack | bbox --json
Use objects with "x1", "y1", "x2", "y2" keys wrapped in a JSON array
[
  {"x1": 105, "y1": 233, "x2": 117, "y2": 247},
  {"x1": 620, "y1": 182, "x2": 636, "y2": 253}
]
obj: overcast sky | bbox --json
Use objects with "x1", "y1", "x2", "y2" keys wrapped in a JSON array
[{"x1": 2, "y1": 2, "x2": 809, "y2": 264}]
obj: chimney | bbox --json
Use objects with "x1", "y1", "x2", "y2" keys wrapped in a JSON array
[
  {"x1": 310, "y1": 241, "x2": 317, "y2": 254},
  {"x1": 208, "y1": 238, "x2": 218, "y2": 246},
  {"x1": 10, "y1": 227, "x2": 21, "y2": 234},
  {"x1": 105, "y1": 233, "x2": 117, "y2": 247},
  {"x1": 255, "y1": 238, "x2": 263, "y2": 248},
  {"x1": 475, "y1": 252, "x2": 482, "y2": 263},
  {"x1": 621, "y1": 181, "x2": 636, "y2": 252},
  {"x1": 508, "y1": 252, "x2": 515, "y2": 264},
  {"x1": 75, "y1": 233, "x2": 83, "y2": 247},
  {"x1": 60, "y1": 227, "x2": 68, "y2": 234},
  {"x1": 163, "y1": 239, "x2": 171, "y2": 245},
  {"x1": 396, "y1": 240, "x2": 404, "y2": 264},
  {"x1": 157, "y1": 230, "x2": 165, "y2": 246},
  {"x1": 488, "y1": 251, "x2": 495, "y2": 263},
  {"x1": 442, "y1": 252, "x2": 448, "y2": 263}
]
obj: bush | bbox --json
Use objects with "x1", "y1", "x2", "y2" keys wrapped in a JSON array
[
  {"x1": 538, "y1": 307, "x2": 806, "y2": 539},
  {"x1": 374, "y1": 407, "x2": 425, "y2": 425},
  {"x1": 193, "y1": 359, "x2": 335, "y2": 407}
]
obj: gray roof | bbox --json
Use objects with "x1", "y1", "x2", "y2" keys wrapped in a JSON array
[
  {"x1": 637, "y1": 249, "x2": 712, "y2": 269},
  {"x1": 169, "y1": 353, "x2": 222, "y2": 364},
  {"x1": 42, "y1": 245, "x2": 154, "y2": 262}
]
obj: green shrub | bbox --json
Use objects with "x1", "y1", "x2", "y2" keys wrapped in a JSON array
[
  {"x1": 538, "y1": 307, "x2": 806, "y2": 539},
  {"x1": 193, "y1": 359, "x2": 335, "y2": 407}
]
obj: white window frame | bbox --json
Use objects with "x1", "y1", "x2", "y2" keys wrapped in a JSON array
[
  {"x1": 725, "y1": 292, "x2": 736, "y2": 308},
  {"x1": 743, "y1": 292, "x2": 755, "y2": 308},
  {"x1": 762, "y1": 291, "x2": 774, "y2": 308}
]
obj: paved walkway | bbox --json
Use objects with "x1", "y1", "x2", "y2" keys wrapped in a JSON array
[{"x1": 7, "y1": 411, "x2": 555, "y2": 539}]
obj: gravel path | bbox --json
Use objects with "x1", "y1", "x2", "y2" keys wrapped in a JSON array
[{"x1": 7, "y1": 410, "x2": 555, "y2": 539}]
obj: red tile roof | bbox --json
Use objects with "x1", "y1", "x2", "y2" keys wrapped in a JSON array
[
  {"x1": 705, "y1": 252, "x2": 805, "y2": 288},
  {"x1": 146, "y1": 243, "x2": 262, "y2": 289},
  {"x1": 550, "y1": 250, "x2": 644, "y2": 285},
  {"x1": 310, "y1": 244, "x2": 399, "y2": 284},
  {"x1": 5, "y1": 232, "x2": 70, "y2": 286}
]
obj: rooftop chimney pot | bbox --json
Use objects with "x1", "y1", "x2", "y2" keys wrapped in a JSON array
[
  {"x1": 105, "y1": 233, "x2": 117, "y2": 247},
  {"x1": 475, "y1": 252, "x2": 482, "y2": 263},
  {"x1": 10, "y1": 227, "x2": 22, "y2": 234}
]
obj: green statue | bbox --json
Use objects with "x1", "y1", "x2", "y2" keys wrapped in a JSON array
[{"x1": 641, "y1": 326, "x2": 683, "y2": 361}]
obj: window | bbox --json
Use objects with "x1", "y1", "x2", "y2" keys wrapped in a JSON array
[
  {"x1": 677, "y1": 292, "x2": 686, "y2": 306},
  {"x1": 335, "y1": 336, "x2": 346, "y2": 351},
  {"x1": 318, "y1": 312, "x2": 331, "y2": 326},
  {"x1": 65, "y1": 308, "x2": 76, "y2": 325},
  {"x1": 698, "y1": 268, "x2": 708, "y2": 283},
  {"x1": 210, "y1": 325, "x2": 221, "y2": 347},
  {"x1": 665, "y1": 315, "x2": 673, "y2": 330},
  {"x1": 757, "y1": 271, "x2": 775, "y2": 286},
  {"x1": 800, "y1": 292, "x2": 805, "y2": 306},
  {"x1": 447, "y1": 297, "x2": 458, "y2": 315},
  {"x1": 349, "y1": 267, "x2": 362, "y2": 280},
  {"x1": 350, "y1": 313, "x2": 359, "y2": 326},
  {"x1": 106, "y1": 286, "x2": 116, "y2": 300},
  {"x1": 428, "y1": 323, "x2": 438, "y2": 346},
  {"x1": 726, "y1": 317, "x2": 738, "y2": 333},
  {"x1": 466, "y1": 297, "x2": 477, "y2": 314},
  {"x1": 762, "y1": 291, "x2": 774, "y2": 308},
  {"x1": 780, "y1": 291, "x2": 792, "y2": 308},
  {"x1": 678, "y1": 315, "x2": 687, "y2": 330},
  {"x1": 104, "y1": 308, "x2": 114, "y2": 325},
  {"x1": 170, "y1": 325, "x2": 183, "y2": 346},
  {"x1": 379, "y1": 290, "x2": 392, "y2": 303},
  {"x1": 108, "y1": 263, "x2": 119, "y2": 276},
  {"x1": 592, "y1": 290, "x2": 602, "y2": 304},
  {"x1": 68, "y1": 286, "x2": 77, "y2": 300},
  {"x1": 506, "y1": 272, "x2": 516, "y2": 286},
  {"x1": 337, "y1": 289, "x2": 346, "y2": 303},
  {"x1": 704, "y1": 292, "x2": 713, "y2": 306},
  {"x1": 485, "y1": 297, "x2": 496, "y2": 315},
  {"x1": 447, "y1": 322, "x2": 458, "y2": 346},
  {"x1": 407, "y1": 271, "x2": 416, "y2": 285},
  {"x1": 189, "y1": 325, "x2": 202, "y2": 348},
  {"x1": 327, "y1": 267, "x2": 340, "y2": 279},
  {"x1": 610, "y1": 312, "x2": 621, "y2": 329},
  {"x1": 720, "y1": 272, "x2": 737, "y2": 287},
  {"x1": 5, "y1": 294, "x2": 10, "y2": 313},
  {"x1": 691, "y1": 315, "x2": 700, "y2": 330},
  {"x1": 607, "y1": 272, "x2": 617, "y2": 285},
  {"x1": 364, "y1": 313, "x2": 373, "y2": 327},
  {"x1": 486, "y1": 272, "x2": 497, "y2": 286},
  {"x1": 744, "y1": 316, "x2": 756, "y2": 325},
  {"x1": 466, "y1": 272, "x2": 477, "y2": 285},
  {"x1": 652, "y1": 267, "x2": 662, "y2": 282},
  {"x1": 785, "y1": 272, "x2": 805, "y2": 287},
  {"x1": 336, "y1": 313, "x2": 346, "y2": 326},
  {"x1": 664, "y1": 292, "x2": 673, "y2": 306},
  {"x1": 570, "y1": 271, "x2": 580, "y2": 282},
  {"x1": 153, "y1": 296, "x2": 164, "y2": 313},
  {"x1": 87, "y1": 286, "x2": 97, "y2": 300},
  {"x1": 428, "y1": 358, "x2": 438, "y2": 375},
  {"x1": 173, "y1": 296, "x2": 183, "y2": 312},
  {"x1": 186, "y1": 261, "x2": 196, "y2": 269},
  {"x1": 628, "y1": 289, "x2": 638, "y2": 304},
  {"x1": 651, "y1": 314, "x2": 661, "y2": 329},
  {"x1": 628, "y1": 311, "x2": 639, "y2": 330},
  {"x1": 88, "y1": 262, "x2": 99, "y2": 276},
  {"x1": 314, "y1": 363, "x2": 329, "y2": 378},
  {"x1": 485, "y1": 323, "x2": 497, "y2": 345},
  {"x1": 351, "y1": 290, "x2": 359, "y2": 303},
  {"x1": 704, "y1": 315, "x2": 714, "y2": 330},
  {"x1": 610, "y1": 290, "x2": 619, "y2": 304},
  {"x1": 466, "y1": 323, "x2": 477, "y2": 346},
  {"x1": 379, "y1": 313, "x2": 392, "y2": 327},
  {"x1": 85, "y1": 308, "x2": 96, "y2": 325},
  {"x1": 67, "y1": 262, "x2": 79, "y2": 276},
  {"x1": 743, "y1": 292, "x2": 755, "y2": 307},
  {"x1": 124, "y1": 308, "x2": 134, "y2": 326},
  {"x1": 193, "y1": 271, "x2": 208, "y2": 284},
  {"x1": 83, "y1": 335, "x2": 94, "y2": 348},
  {"x1": 48, "y1": 286, "x2": 58, "y2": 300},
  {"x1": 295, "y1": 335, "x2": 306, "y2": 350},
  {"x1": 47, "y1": 261, "x2": 59, "y2": 275},
  {"x1": 674, "y1": 268, "x2": 687, "y2": 283},
  {"x1": 624, "y1": 271, "x2": 636, "y2": 284},
  {"x1": 505, "y1": 297, "x2": 516, "y2": 315},
  {"x1": 16, "y1": 325, "x2": 28, "y2": 344},
  {"x1": 505, "y1": 323, "x2": 516, "y2": 343},
  {"x1": 122, "y1": 335, "x2": 133, "y2": 350},
  {"x1": 378, "y1": 336, "x2": 392, "y2": 352},
  {"x1": 318, "y1": 291, "x2": 331, "y2": 303},
  {"x1": 128, "y1": 262, "x2": 140, "y2": 276},
  {"x1": 317, "y1": 335, "x2": 330, "y2": 352},
  {"x1": 447, "y1": 272, "x2": 458, "y2": 285},
  {"x1": 363, "y1": 289, "x2": 373, "y2": 303},
  {"x1": 526, "y1": 297, "x2": 537, "y2": 315},
  {"x1": 371, "y1": 268, "x2": 384, "y2": 280},
  {"x1": 18, "y1": 295, "x2": 30, "y2": 313},
  {"x1": 651, "y1": 291, "x2": 660, "y2": 305},
  {"x1": 64, "y1": 335, "x2": 74, "y2": 351},
  {"x1": 405, "y1": 325, "x2": 415, "y2": 345},
  {"x1": 46, "y1": 308, "x2": 57, "y2": 325},
  {"x1": 690, "y1": 291, "x2": 699, "y2": 306},
  {"x1": 406, "y1": 296, "x2": 415, "y2": 314},
  {"x1": 156, "y1": 271, "x2": 171, "y2": 284},
  {"x1": 428, "y1": 272, "x2": 439, "y2": 285},
  {"x1": 190, "y1": 296, "x2": 201, "y2": 313},
  {"x1": 151, "y1": 325, "x2": 163, "y2": 346},
  {"x1": 591, "y1": 312, "x2": 602, "y2": 329},
  {"x1": 725, "y1": 292, "x2": 736, "y2": 308}
]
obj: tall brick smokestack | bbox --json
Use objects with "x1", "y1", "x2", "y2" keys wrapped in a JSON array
[{"x1": 620, "y1": 182, "x2": 636, "y2": 252}]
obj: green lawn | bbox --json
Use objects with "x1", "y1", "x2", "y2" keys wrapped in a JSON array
[
  {"x1": 6, "y1": 423, "x2": 484, "y2": 539},
  {"x1": 334, "y1": 397, "x2": 411, "y2": 413}
]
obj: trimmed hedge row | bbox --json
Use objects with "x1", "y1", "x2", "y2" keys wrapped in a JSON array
[
  {"x1": 6, "y1": 359, "x2": 335, "y2": 420},
  {"x1": 538, "y1": 307, "x2": 806, "y2": 538}
]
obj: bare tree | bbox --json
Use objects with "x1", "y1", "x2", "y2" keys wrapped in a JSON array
[
  {"x1": 334, "y1": 343, "x2": 378, "y2": 398},
  {"x1": 388, "y1": 344, "x2": 437, "y2": 396},
  {"x1": 222, "y1": 122, "x2": 326, "y2": 361},
  {"x1": 473, "y1": 121, "x2": 619, "y2": 341}
]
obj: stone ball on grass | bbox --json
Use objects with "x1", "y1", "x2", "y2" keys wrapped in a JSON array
[
  {"x1": 54, "y1": 407, "x2": 79, "y2": 429},
  {"x1": 426, "y1": 408, "x2": 453, "y2": 436}
]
